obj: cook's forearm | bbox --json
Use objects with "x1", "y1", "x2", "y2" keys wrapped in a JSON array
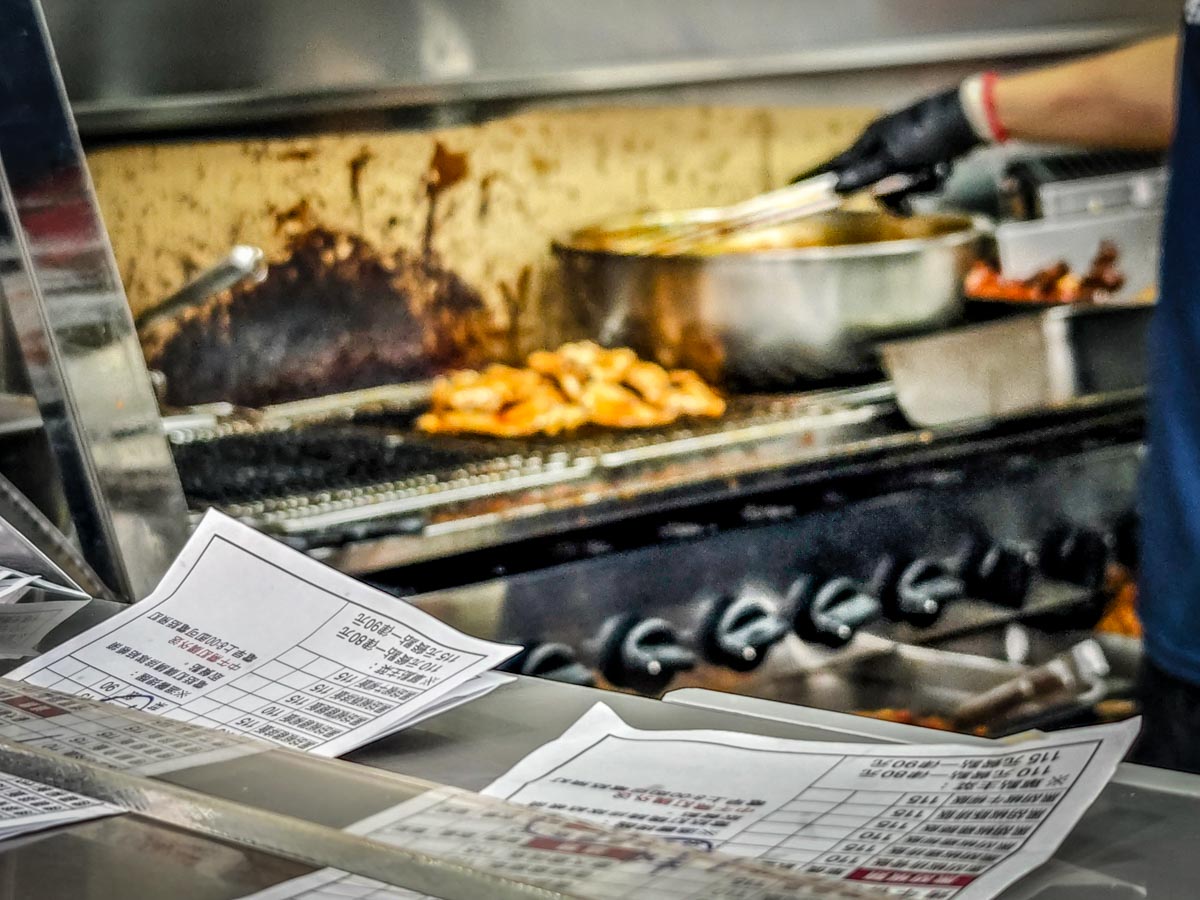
[{"x1": 995, "y1": 36, "x2": 1178, "y2": 150}]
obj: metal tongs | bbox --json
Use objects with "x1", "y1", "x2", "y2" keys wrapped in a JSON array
[
  {"x1": 642, "y1": 171, "x2": 921, "y2": 256},
  {"x1": 135, "y1": 245, "x2": 268, "y2": 335},
  {"x1": 949, "y1": 639, "x2": 1111, "y2": 730}
]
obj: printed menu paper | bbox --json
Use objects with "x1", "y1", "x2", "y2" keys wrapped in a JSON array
[
  {"x1": 378, "y1": 670, "x2": 514, "y2": 737},
  {"x1": 244, "y1": 784, "x2": 881, "y2": 900},
  {"x1": 0, "y1": 600, "x2": 89, "y2": 659},
  {"x1": 0, "y1": 678, "x2": 263, "y2": 776},
  {"x1": 0, "y1": 515, "x2": 87, "y2": 597},
  {"x1": 247, "y1": 704, "x2": 1137, "y2": 900},
  {"x1": 10, "y1": 511, "x2": 519, "y2": 757},
  {"x1": 481, "y1": 704, "x2": 1138, "y2": 899},
  {"x1": 0, "y1": 569, "x2": 39, "y2": 604},
  {"x1": 0, "y1": 769, "x2": 117, "y2": 842}
]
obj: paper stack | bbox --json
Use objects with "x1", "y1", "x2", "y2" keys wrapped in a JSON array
[
  {"x1": 10, "y1": 511, "x2": 520, "y2": 757},
  {"x1": 0, "y1": 770, "x2": 117, "y2": 842},
  {"x1": 0, "y1": 569, "x2": 38, "y2": 605},
  {"x1": 0, "y1": 515, "x2": 92, "y2": 659}
]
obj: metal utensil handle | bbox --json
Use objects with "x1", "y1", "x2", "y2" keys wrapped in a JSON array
[
  {"x1": 950, "y1": 640, "x2": 1110, "y2": 728},
  {"x1": 647, "y1": 170, "x2": 921, "y2": 256},
  {"x1": 135, "y1": 245, "x2": 267, "y2": 332},
  {"x1": 728, "y1": 170, "x2": 919, "y2": 232},
  {"x1": 648, "y1": 173, "x2": 840, "y2": 255}
]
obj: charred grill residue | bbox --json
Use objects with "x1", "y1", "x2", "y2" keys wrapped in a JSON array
[{"x1": 148, "y1": 227, "x2": 498, "y2": 408}]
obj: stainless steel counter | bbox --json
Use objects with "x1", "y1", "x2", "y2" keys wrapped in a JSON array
[
  {"x1": 0, "y1": 673, "x2": 1192, "y2": 897},
  {"x1": 348, "y1": 677, "x2": 1200, "y2": 899}
]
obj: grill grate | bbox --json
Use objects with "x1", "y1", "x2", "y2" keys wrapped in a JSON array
[
  {"x1": 171, "y1": 427, "x2": 490, "y2": 506},
  {"x1": 1023, "y1": 151, "x2": 1163, "y2": 182},
  {"x1": 1001, "y1": 151, "x2": 1166, "y2": 220},
  {"x1": 169, "y1": 384, "x2": 898, "y2": 531}
]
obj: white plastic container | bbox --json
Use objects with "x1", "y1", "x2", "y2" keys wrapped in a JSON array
[{"x1": 993, "y1": 207, "x2": 1162, "y2": 301}]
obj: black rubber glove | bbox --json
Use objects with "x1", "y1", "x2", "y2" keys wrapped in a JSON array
[{"x1": 800, "y1": 88, "x2": 983, "y2": 195}]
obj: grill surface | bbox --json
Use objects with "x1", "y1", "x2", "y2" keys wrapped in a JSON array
[
  {"x1": 167, "y1": 382, "x2": 1144, "y2": 571},
  {"x1": 169, "y1": 385, "x2": 896, "y2": 529},
  {"x1": 171, "y1": 426, "x2": 486, "y2": 505}
]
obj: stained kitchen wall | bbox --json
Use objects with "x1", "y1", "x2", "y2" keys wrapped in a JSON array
[{"x1": 89, "y1": 104, "x2": 875, "y2": 359}]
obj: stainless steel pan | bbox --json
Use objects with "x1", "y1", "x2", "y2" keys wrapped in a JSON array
[{"x1": 554, "y1": 210, "x2": 987, "y2": 388}]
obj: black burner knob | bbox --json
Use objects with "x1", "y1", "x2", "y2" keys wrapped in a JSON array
[
  {"x1": 787, "y1": 576, "x2": 881, "y2": 649},
  {"x1": 1040, "y1": 525, "x2": 1111, "y2": 590},
  {"x1": 1111, "y1": 510, "x2": 1139, "y2": 571},
  {"x1": 501, "y1": 642, "x2": 595, "y2": 687},
  {"x1": 871, "y1": 555, "x2": 963, "y2": 628},
  {"x1": 698, "y1": 593, "x2": 789, "y2": 672},
  {"x1": 597, "y1": 615, "x2": 697, "y2": 694},
  {"x1": 962, "y1": 540, "x2": 1036, "y2": 608}
]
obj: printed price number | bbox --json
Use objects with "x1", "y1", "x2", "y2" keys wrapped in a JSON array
[
  {"x1": 855, "y1": 831, "x2": 894, "y2": 842},
  {"x1": 904, "y1": 795, "x2": 940, "y2": 806},
  {"x1": 821, "y1": 855, "x2": 864, "y2": 866},
  {"x1": 351, "y1": 614, "x2": 395, "y2": 635},
  {"x1": 337, "y1": 629, "x2": 377, "y2": 648}
]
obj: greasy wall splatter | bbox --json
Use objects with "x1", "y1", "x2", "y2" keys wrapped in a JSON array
[
  {"x1": 423, "y1": 140, "x2": 469, "y2": 258},
  {"x1": 94, "y1": 106, "x2": 880, "y2": 376},
  {"x1": 147, "y1": 226, "x2": 499, "y2": 407}
]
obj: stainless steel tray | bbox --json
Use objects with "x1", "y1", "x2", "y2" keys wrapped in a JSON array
[{"x1": 879, "y1": 303, "x2": 1151, "y2": 427}]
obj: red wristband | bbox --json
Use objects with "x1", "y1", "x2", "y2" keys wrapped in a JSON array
[{"x1": 981, "y1": 71, "x2": 1009, "y2": 143}]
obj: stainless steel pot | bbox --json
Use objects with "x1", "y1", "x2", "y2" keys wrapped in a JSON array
[{"x1": 554, "y1": 210, "x2": 987, "y2": 388}]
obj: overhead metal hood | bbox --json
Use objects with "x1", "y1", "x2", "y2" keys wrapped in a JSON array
[{"x1": 41, "y1": 0, "x2": 1179, "y2": 136}]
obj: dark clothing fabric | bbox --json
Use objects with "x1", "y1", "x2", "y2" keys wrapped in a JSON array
[
  {"x1": 1132, "y1": 658, "x2": 1200, "y2": 774},
  {"x1": 1139, "y1": 9, "x2": 1200, "y2": 686}
]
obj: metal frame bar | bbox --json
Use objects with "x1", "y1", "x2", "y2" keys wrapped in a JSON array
[
  {"x1": 35, "y1": 0, "x2": 1176, "y2": 136},
  {"x1": 73, "y1": 24, "x2": 1157, "y2": 135},
  {"x1": 0, "y1": 0, "x2": 189, "y2": 599},
  {"x1": 0, "y1": 734, "x2": 547, "y2": 900}
]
